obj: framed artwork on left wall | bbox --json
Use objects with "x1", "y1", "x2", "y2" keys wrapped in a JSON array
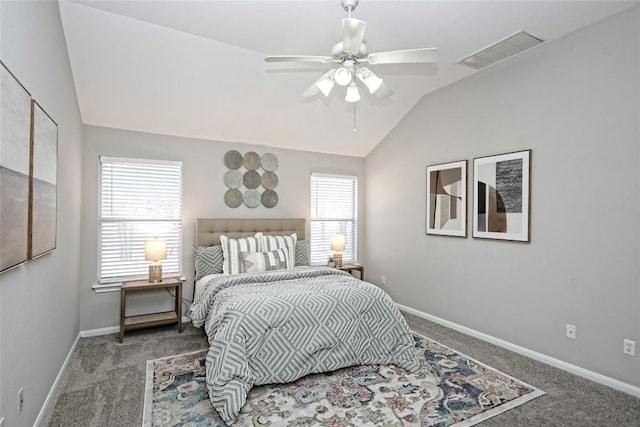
[
  {"x1": 1, "y1": 62, "x2": 32, "y2": 272},
  {"x1": 29, "y1": 100, "x2": 58, "y2": 259},
  {"x1": 426, "y1": 160, "x2": 468, "y2": 237}
]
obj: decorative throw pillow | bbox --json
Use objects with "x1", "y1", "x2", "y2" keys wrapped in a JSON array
[
  {"x1": 193, "y1": 245, "x2": 224, "y2": 280},
  {"x1": 260, "y1": 233, "x2": 296, "y2": 268},
  {"x1": 239, "y1": 248, "x2": 289, "y2": 273},
  {"x1": 220, "y1": 233, "x2": 263, "y2": 274},
  {"x1": 294, "y1": 240, "x2": 310, "y2": 266}
]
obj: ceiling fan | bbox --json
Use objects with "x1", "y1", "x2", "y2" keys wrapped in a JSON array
[{"x1": 264, "y1": 0, "x2": 439, "y2": 103}]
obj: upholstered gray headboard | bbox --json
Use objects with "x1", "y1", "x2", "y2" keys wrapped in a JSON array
[{"x1": 196, "y1": 218, "x2": 306, "y2": 246}]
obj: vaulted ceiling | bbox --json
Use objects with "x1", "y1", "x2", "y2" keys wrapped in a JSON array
[{"x1": 59, "y1": 0, "x2": 637, "y2": 156}]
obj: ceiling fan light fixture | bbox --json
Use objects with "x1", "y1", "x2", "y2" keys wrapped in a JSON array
[
  {"x1": 316, "y1": 77, "x2": 335, "y2": 97},
  {"x1": 356, "y1": 68, "x2": 383, "y2": 94},
  {"x1": 334, "y1": 67, "x2": 352, "y2": 86},
  {"x1": 345, "y1": 82, "x2": 360, "y2": 103}
]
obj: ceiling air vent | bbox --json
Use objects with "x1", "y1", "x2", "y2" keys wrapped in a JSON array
[{"x1": 459, "y1": 31, "x2": 543, "y2": 70}]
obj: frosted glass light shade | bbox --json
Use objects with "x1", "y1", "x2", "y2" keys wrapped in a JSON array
[
  {"x1": 145, "y1": 239, "x2": 167, "y2": 261},
  {"x1": 345, "y1": 83, "x2": 360, "y2": 103},
  {"x1": 334, "y1": 67, "x2": 352, "y2": 86},
  {"x1": 356, "y1": 68, "x2": 383, "y2": 94},
  {"x1": 317, "y1": 77, "x2": 335, "y2": 96}
]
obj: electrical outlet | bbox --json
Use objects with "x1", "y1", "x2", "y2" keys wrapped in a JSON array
[
  {"x1": 566, "y1": 324, "x2": 576, "y2": 340},
  {"x1": 381, "y1": 275, "x2": 386, "y2": 285},
  {"x1": 18, "y1": 388, "x2": 24, "y2": 413},
  {"x1": 624, "y1": 339, "x2": 636, "y2": 356}
]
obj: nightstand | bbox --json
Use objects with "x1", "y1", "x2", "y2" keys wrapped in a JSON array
[
  {"x1": 119, "y1": 277, "x2": 183, "y2": 343},
  {"x1": 338, "y1": 264, "x2": 364, "y2": 281}
]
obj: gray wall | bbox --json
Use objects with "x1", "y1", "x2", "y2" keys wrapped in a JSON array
[
  {"x1": 0, "y1": 1, "x2": 83, "y2": 425},
  {"x1": 365, "y1": 7, "x2": 640, "y2": 387},
  {"x1": 79, "y1": 125, "x2": 366, "y2": 331}
]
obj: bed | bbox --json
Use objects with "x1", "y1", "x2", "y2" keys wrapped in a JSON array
[{"x1": 190, "y1": 218, "x2": 420, "y2": 424}]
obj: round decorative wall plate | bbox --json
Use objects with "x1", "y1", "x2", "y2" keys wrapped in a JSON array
[
  {"x1": 224, "y1": 188, "x2": 243, "y2": 208},
  {"x1": 243, "y1": 170, "x2": 261, "y2": 189},
  {"x1": 261, "y1": 153, "x2": 279, "y2": 171},
  {"x1": 261, "y1": 171, "x2": 279, "y2": 190},
  {"x1": 224, "y1": 150, "x2": 242, "y2": 170},
  {"x1": 243, "y1": 151, "x2": 261, "y2": 171},
  {"x1": 223, "y1": 150, "x2": 280, "y2": 208},
  {"x1": 223, "y1": 170, "x2": 243, "y2": 189},
  {"x1": 243, "y1": 189, "x2": 261, "y2": 208},
  {"x1": 261, "y1": 190, "x2": 278, "y2": 208}
]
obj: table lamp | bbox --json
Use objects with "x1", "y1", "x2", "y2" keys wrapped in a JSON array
[
  {"x1": 145, "y1": 239, "x2": 167, "y2": 283},
  {"x1": 330, "y1": 234, "x2": 346, "y2": 268}
]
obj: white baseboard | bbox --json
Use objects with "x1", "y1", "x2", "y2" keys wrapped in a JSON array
[
  {"x1": 80, "y1": 316, "x2": 192, "y2": 338},
  {"x1": 34, "y1": 332, "x2": 80, "y2": 427},
  {"x1": 397, "y1": 303, "x2": 640, "y2": 398}
]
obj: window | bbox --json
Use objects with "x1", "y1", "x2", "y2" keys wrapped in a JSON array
[
  {"x1": 310, "y1": 174, "x2": 357, "y2": 265},
  {"x1": 98, "y1": 156, "x2": 182, "y2": 285}
]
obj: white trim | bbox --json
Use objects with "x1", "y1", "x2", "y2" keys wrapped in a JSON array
[
  {"x1": 99, "y1": 155, "x2": 182, "y2": 167},
  {"x1": 397, "y1": 303, "x2": 640, "y2": 398},
  {"x1": 80, "y1": 325, "x2": 119, "y2": 338},
  {"x1": 80, "y1": 317, "x2": 192, "y2": 338},
  {"x1": 34, "y1": 333, "x2": 81, "y2": 427}
]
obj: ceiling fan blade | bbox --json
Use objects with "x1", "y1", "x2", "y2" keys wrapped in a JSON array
[
  {"x1": 367, "y1": 48, "x2": 439, "y2": 65},
  {"x1": 265, "y1": 55, "x2": 333, "y2": 63},
  {"x1": 374, "y1": 82, "x2": 394, "y2": 98},
  {"x1": 342, "y1": 18, "x2": 366, "y2": 54},
  {"x1": 302, "y1": 83, "x2": 320, "y2": 98}
]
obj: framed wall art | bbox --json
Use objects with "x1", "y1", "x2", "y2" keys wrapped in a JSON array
[
  {"x1": 29, "y1": 100, "x2": 58, "y2": 259},
  {"x1": 426, "y1": 160, "x2": 467, "y2": 237},
  {"x1": 1, "y1": 62, "x2": 32, "y2": 272},
  {"x1": 473, "y1": 149, "x2": 531, "y2": 242},
  {"x1": 223, "y1": 150, "x2": 279, "y2": 208}
]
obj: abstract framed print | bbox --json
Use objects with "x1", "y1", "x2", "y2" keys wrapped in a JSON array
[
  {"x1": 1, "y1": 62, "x2": 32, "y2": 272},
  {"x1": 29, "y1": 100, "x2": 58, "y2": 259},
  {"x1": 473, "y1": 150, "x2": 531, "y2": 242},
  {"x1": 426, "y1": 160, "x2": 467, "y2": 237}
]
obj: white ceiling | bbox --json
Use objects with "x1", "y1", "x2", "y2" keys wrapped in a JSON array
[{"x1": 59, "y1": 0, "x2": 637, "y2": 157}]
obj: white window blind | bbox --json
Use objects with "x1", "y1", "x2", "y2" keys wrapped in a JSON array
[
  {"x1": 98, "y1": 156, "x2": 182, "y2": 284},
  {"x1": 310, "y1": 174, "x2": 357, "y2": 265}
]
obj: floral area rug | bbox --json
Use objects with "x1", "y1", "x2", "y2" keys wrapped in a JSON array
[{"x1": 143, "y1": 332, "x2": 544, "y2": 426}]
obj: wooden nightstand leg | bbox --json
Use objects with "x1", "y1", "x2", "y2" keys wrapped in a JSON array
[
  {"x1": 119, "y1": 288, "x2": 125, "y2": 343},
  {"x1": 177, "y1": 283, "x2": 183, "y2": 333}
]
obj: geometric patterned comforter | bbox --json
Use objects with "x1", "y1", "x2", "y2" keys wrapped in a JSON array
[{"x1": 190, "y1": 266, "x2": 420, "y2": 424}]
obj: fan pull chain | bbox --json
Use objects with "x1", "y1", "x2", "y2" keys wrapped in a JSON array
[{"x1": 353, "y1": 102, "x2": 357, "y2": 133}]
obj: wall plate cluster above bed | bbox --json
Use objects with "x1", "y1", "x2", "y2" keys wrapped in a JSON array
[{"x1": 223, "y1": 150, "x2": 279, "y2": 208}]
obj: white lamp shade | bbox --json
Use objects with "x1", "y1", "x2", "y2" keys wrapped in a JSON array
[
  {"x1": 317, "y1": 77, "x2": 336, "y2": 97},
  {"x1": 356, "y1": 68, "x2": 383, "y2": 94},
  {"x1": 345, "y1": 83, "x2": 360, "y2": 103},
  {"x1": 330, "y1": 234, "x2": 346, "y2": 251},
  {"x1": 145, "y1": 239, "x2": 167, "y2": 261},
  {"x1": 334, "y1": 67, "x2": 352, "y2": 86}
]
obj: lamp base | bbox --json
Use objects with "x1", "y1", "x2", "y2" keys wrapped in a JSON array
[
  {"x1": 334, "y1": 253, "x2": 343, "y2": 268},
  {"x1": 149, "y1": 264, "x2": 163, "y2": 283}
]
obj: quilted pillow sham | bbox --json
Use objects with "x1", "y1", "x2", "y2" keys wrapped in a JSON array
[
  {"x1": 294, "y1": 239, "x2": 310, "y2": 266},
  {"x1": 260, "y1": 233, "x2": 296, "y2": 268},
  {"x1": 239, "y1": 248, "x2": 289, "y2": 273},
  {"x1": 193, "y1": 245, "x2": 224, "y2": 280},
  {"x1": 220, "y1": 233, "x2": 263, "y2": 274}
]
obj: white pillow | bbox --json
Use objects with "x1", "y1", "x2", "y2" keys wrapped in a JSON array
[
  {"x1": 239, "y1": 248, "x2": 289, "y2": 273},
  {"x1": 219, "y1": 233, "x2": 263, "y2": 274},
  {"x1": 260, "y1": 233, "x2": 296, "y2": 268}
]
